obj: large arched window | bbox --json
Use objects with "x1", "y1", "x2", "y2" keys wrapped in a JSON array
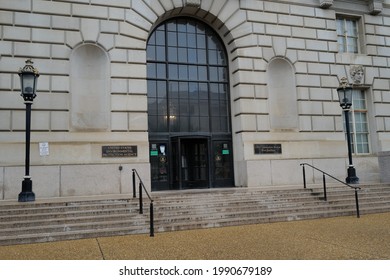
[
  {"x1": 147, "y1": 18, "x2": 233, "y2": 191},
  {"x1": 147, "y1": 18, "x2": 230, "y2": 134}
]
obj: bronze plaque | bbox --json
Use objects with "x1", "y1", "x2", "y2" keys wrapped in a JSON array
[
  {"x1": 102, "y1": 145, "x2": 137, "y2": 157},
  {"x1": 254, "y1": 144, "x2": 282, "y2": 154}
]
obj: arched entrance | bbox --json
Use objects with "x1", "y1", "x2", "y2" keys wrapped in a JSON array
[{"x1": 147, "y1": 17, "x2": 234, "y2": 191}]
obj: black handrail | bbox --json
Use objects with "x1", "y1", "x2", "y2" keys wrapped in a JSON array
[
  {"x1": 132, "y1": 169, "x2": 154, "y2": 237},
  {"x1": 300, "y1": 163, "x2": 361, "y2": 218}
]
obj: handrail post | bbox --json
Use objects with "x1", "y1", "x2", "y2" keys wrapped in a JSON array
[
  {"x1": 139, "y1": 182, "x2": 143, "y2": 214},
  {"x1": 299, "y1": 162, "x2": 361, "y2": 218},
  {"x1": 302, "y1": 164, "x2": 307, "y2": 189},
  {"x1": 355, "y1": 189, "x2": 360, "y2": 218},
  {"x1": 133, "y1": 168, "x2": 155, "y2": 236},
  {"x1": 132, "y1": 169, "x2": 136, "y2": 198},
  {"x1": 150, "y1": 201, "x2": 154, "y2": 237},
  {"x1": 322, "y1": 173, "x2": 327, "y2": 201}
]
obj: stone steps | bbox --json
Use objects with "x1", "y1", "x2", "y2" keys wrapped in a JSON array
[
  {"x1": 0, "y1": 198, "x2": 150, "y2": 245},
  {"x1": 157, "y1": 209, "x2": 359, "y2": 232},
  {"x1": 0, "y1": 203, "x2": 133, "y2": 215},
  {"x1": 0, "y1": 218, "x2": 146, "y2": 237},
  {"x1": 152, "y1": 184, "x2": 390, "y2": 232},
  {"x1": 154, "y1": 200, "x2": 390, "y2": 221},
  {"x1": 0, "y1": 226, "x2": 149, "y2": 246},
  {"x1": 1, "y1": 213, "x2": 132, "y2": 229},
  {"x1": 0, "y1": 184, "x2": 389, "y2": 245}
]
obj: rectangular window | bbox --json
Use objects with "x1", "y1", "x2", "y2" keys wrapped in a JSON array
[
  {"x1": 336, "y1": 17, "x2": 359, "y2": 53},
  {"x1": 344, "y1": 90, "x2": 370, "y2": 154}
]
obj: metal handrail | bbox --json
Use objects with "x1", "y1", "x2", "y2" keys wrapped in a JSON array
[
  {"x1": 132, "y1": 169, "x2": 154, "y2": 237},
  {"x1": 300, "y1": 163, "x2": 361, "y2": 218}
]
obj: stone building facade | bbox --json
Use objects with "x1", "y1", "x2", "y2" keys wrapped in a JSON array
[{"x1": 0, "y1": 0, "x2": 389, "y2": 199}]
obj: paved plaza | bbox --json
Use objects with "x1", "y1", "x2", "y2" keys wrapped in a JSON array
[{"x1": 0, "y1": 212, "x2": 389, "y2": 260}]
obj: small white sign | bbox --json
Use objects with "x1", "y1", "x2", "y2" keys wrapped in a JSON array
[{"x1": 39, "y1": 142, "x2": 49, "y2": 156}]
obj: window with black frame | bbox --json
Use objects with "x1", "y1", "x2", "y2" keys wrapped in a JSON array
[
  {"x1": 147, "y1": 18, "x2": 234, "y2": 190},
  {"x1": 147, "y1": 18, "x2": 230, "y2": 135}
]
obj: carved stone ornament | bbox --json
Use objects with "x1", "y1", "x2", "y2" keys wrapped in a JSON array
[
  {"x1": 319, "y1": 0, "x2": 333, "y2": 9},
  {"x1": 369, "y1": 0, "x2": 383, "y2": 15},
  {"x1": 349, "y1": 65, "x2": 364, "y2": 85},
  {"x1": 185, "y1": 0, "x2": 201, "y2": 7}
]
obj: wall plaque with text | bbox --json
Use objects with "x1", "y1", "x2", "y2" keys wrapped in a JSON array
[
  {"x1": 254, "y1": 144, "x2": 282, "y2": 155},
  {"x1": 102, "y1": 145, "x2": 137, "y2": 157}
]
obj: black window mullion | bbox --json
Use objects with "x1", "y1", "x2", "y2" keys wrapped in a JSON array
[{"x1": 164, "y1": 22, "x2": 171, "y2": 133}]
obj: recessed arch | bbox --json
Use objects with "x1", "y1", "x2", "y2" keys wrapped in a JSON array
[
  {"x1": 70, "y1": 44, "x2": 110, "y2": 131},
  {"x1": 267, "y1": 57, "x2": 298, "y2": 131}
]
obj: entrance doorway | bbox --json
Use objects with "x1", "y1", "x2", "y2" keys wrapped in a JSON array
[
  {"x1": 150, "y1": 137, "x2": 234, "y2": 191},
  {"x1": 147, "y1": 17, "x2": 234, "y2": 191},
  {"x1": 172, "y1": 138, "x2": 209, "y2": 189}
]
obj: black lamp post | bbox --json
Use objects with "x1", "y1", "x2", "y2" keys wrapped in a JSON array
[
  {"x1": 18, "y1": 59, "x2": 39, "y2": 202},
  {"x1": 337, "y1": 77, "x2": 359, "y2": 184}
]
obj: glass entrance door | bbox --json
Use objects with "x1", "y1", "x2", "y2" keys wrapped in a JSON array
[
  {"x1": 179, "y1": 138, "x2": 209, "y2": 189},
  {"x1": 213, "y1": 141, "x2": 234, "y2": 187},
  {"x1": 150, "y1": 142, "x2": 169, "y2": 190},
  {"x1": 171, "y1": 137, "x2": 210, "y2": 189},
  {"x1": 150, "y1": 137, "x2": 234, "y2": 191}
]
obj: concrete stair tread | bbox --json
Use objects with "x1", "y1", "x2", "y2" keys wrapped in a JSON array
[
  {"x1": 0, "y1": 225, "x2": 149, "y2": 245},
  {"x1": 0, "y1": 200, "x2": 136, "y2": 212},
  {"x1": 0, "y1": 207, "x2": 137, "y2": 220},
  {"x1": 156, "y1": 208, "x2": 361, "y2": 232},
  {"x1": 0, "y1": 212, "x2": 144, "y2": 228},
  {"x1": 154, "y1": 205, "x2": 359, "y2": 222},
  {"x1": 0, "y1": 218, "x2": 148, "y2": 236}
]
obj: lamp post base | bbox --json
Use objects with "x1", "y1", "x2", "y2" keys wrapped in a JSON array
[
  {"x1": 18, "y1": 177, "x2": 35, "y2": 202},
  {"x1": 346, "y1": 166, "x2": 359, "y2": 184}
]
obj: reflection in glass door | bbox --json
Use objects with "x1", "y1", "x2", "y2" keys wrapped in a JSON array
[
  {"x1": 213, "y1": 141, "x2": 234, "y2": 187},
  {"x1": 150, "y1": 142, "x2": 169, "y2": 190}
]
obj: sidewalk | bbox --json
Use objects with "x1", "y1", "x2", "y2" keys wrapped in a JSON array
[{"x1": 0, "y1": 212, "x2": 389, "y2": 260}]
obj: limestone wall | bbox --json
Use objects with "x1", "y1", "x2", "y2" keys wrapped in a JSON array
[
  {"x1": 0, "y1": 163, "x2": 150, "y2": 200},
  {"x1": 0, "y1": 0, "x2": 389, "y2": 198}
]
